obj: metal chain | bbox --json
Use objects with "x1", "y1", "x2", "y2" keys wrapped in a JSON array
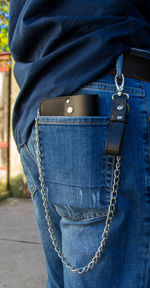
[{"x1": 35, "y1": 117, "x2": 121, "y2": 274}]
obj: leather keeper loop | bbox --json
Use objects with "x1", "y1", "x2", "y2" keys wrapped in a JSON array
[{"x1": 105, "y1": 94, "x2": 129, "y2": 156}]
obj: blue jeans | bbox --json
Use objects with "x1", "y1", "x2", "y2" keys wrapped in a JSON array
[{"x1": 20, "y1": 73, "x2": 150, "y2": 288}]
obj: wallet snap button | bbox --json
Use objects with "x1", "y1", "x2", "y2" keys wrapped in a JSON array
[
  {"x1": 66, "y1": 99, "x2": 70, "y2": 104},
  {"x1": 117, "y1": 105, "x2": 124, "y2": 111},
  {"x1": 67, "y1": 106, "x2": 74, "y2": 114}
]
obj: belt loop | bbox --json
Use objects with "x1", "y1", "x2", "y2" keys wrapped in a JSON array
[
  {"x1": 116, "y1": 54, "x2": 123, "y2": 80},
  {"x1": 115, "y1": 54, "x2": 124, "y2": 95}
]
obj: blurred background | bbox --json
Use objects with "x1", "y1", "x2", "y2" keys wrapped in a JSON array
[
  {"x1": 0, "y1": 3, "x2": 47, "y2": 287},
  {"x1": 0, "y1": 0, "x2": 30, "y2": 201}
]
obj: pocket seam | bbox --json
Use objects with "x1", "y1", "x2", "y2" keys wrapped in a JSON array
[
  {"x1": 81, "y1": 83, "x2": 144, "y2": 95},
  {"x1": 54, "y1": 207, "x2": 107, "y2": 221},
  {"x1": 24, "y1": 143, "x2": 37, "y2": 165},
  {"x1": 54, "y1": 204, "x2": 107, "y2": 221},
  {"x1": 24, "y1": 166, "x2": 37, "y2": 198},
  {"x1": 44, "y1": 179, "x2": 112, "y2": 190},
  {"x1": 38, "y1": 121, "x2": 109, "y2": 125}
]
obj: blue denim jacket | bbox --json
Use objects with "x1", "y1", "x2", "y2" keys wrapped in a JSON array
[{"x1": 9, "y1": 0, "x2": 150, "y2": 150}]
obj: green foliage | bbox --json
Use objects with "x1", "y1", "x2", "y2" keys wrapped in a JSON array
[{"x1": 0, "y1": 0, "x2": 9, "y2": 52}]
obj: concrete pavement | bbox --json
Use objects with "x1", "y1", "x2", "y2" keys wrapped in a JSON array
[{"x1": 0, "y1": 198, "x2": 47, "y2": 288}]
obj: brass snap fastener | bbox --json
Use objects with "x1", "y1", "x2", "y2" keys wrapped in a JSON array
[
  {"x1": 117, "y1": 105, "x2": 124, "y2": 111},
  {"x1": 67, "y1": 106, "x2": 74, "y2": 114},
  {"x1": 66, "y1": 99, "x2": 70, "y2": 104}
]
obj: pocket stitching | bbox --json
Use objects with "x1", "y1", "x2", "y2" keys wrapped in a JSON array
[
  {"x1": 54, "y1": 203, "x2": 107, "y2": 221},
  {"x1": 38, "y1": 121, "x2": 109, "y2": 125},
  {"x1": 24, "y1": 143, "x2": 37, "y2": 165},
  {"x1": 24, "y1": 166, "x2": 37, "y2": 197},
  {"x1": 44, "y1": 179, "x2": 112, "y2": 190},
  {"x1": 81, "y1": 84, "x2": 144, "y2": 95}
]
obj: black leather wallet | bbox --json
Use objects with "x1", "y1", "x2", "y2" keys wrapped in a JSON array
[{"x1": 39, "y1": 94, "x2": 99, "y2": 116}]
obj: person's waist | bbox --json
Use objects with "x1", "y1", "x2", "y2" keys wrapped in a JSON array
[{"x1": 109, "y1": 51, "x2": 150, "y2": 82}]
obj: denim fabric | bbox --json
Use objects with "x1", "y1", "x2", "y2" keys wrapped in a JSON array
[{"x1": 20, "y1": 73, "x2": 150, "y2": 288}]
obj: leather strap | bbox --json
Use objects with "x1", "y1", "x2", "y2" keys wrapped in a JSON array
[{"x1": 105, "y1": 94, "x2": 129, "y2": 156}]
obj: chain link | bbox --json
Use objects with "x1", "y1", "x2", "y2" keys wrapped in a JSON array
[{"x1": 35, "y1": 118, "x2": 121, "y2": 274}]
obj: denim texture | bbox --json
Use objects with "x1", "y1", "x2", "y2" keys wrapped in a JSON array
[{"x1": 20, "y1": 73, "x2": 150, "y2": 287}]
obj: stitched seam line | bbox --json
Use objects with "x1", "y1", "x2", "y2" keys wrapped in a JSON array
[
  {"x1": 24, "y1": 143, "x2": 37, "y2": 165},
  {"x1": 24, "y1": 166, "x2": 36, "y2": 195},
  {"x1": 73, "y1": 214, "x2": 107, "y2": 222},
  {"x1": 43, "y1": 179, "x2": 110, "y2": 190},
  {"x1": 140, "y1": 81, "x2": 149, "y2": 120},
  {"x1": 80, "y1": 86, "x2": 144, "y2": 95},
  {"x1": 38, "y1": 121, "x2": 109, "y2": 124},
  {"x1": 61, "y1": 214, "x2": 107, "y2": 222}
]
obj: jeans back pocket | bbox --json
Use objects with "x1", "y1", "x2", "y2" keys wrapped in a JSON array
[{"x1": 36, "y1": 115, "x2": 115, "y2": 214}]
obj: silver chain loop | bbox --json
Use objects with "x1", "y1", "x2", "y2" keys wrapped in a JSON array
[
  {"x1": 115, "y1": 73, "x2": 124, "y2": 96},
  {"x1": 35, "y1": 118, "x2": 121, "y2": 274}
]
